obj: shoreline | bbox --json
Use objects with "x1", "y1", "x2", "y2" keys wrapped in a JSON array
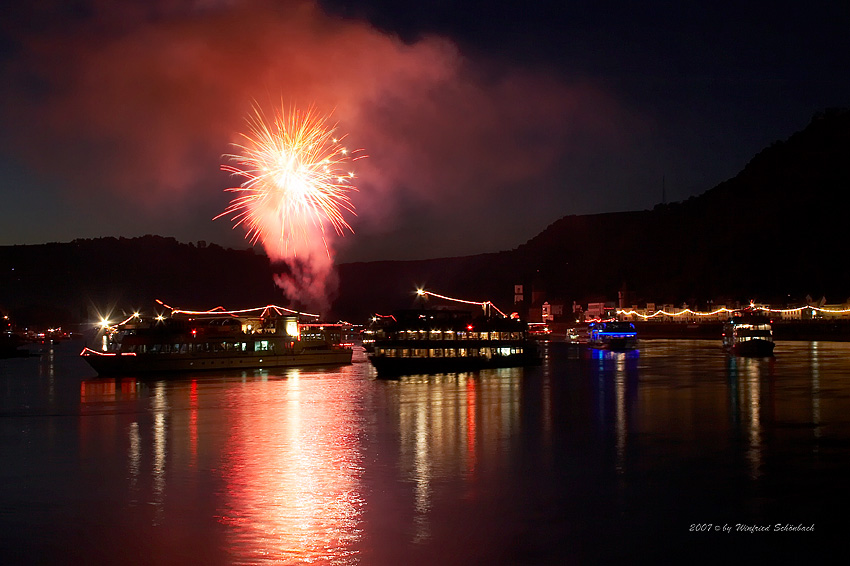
[{"x1": 547, "y1": 320, "x2": 850, "y2": 342}]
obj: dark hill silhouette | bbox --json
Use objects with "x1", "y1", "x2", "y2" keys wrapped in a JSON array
[
  {"x1": 2, "y1": 109, "x2": 848, "y2": 326},
  {"x1": 333, "y1": 108, "x2": 850, "y2": 319},
  {"x1": 0, "y1": 236, "x2": 278, "y2": 327}
]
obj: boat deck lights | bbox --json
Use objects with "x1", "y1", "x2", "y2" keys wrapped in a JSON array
[{"x1": 416, "y1": 288, "x2": 507, "y2": 318}]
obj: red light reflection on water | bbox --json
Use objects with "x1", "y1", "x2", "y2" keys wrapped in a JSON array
[
  {"x1": 189, "y1": 379, "x2": 198, "y2": 465},
  {"x1": 466, "y1": 379, "x2": 477, "y2": 476},
  {"x1": 80, "y1": 378, "x2": 138, "y2": 403},
  {"x1": 216, "y1": 374, "x2": 364, "y2": 564},
  {"x1": 396, "y1": 371, "x2": 521, "y2": 545}
]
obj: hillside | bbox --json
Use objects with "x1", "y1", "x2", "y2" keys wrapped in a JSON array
[
  {"x1": 2, "y1": 109, "x2": 848, "y2": 326},
  {"x1": 0, "y1": 237, "x2": 278, "y2": 327},
  {"x1": 333, "y1": 108, "x2": 850, "y2": 318}
]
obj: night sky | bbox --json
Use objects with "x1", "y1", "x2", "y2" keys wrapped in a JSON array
[{"x1": 1, "y1": 0, "x2": 848, "y2": 262}]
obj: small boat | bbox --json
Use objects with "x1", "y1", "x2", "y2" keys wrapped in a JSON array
[
  {"x1": 587, "y1": 321, "x2": 638, "y2": 350},
  {"x1": 722, "y1": 312, "x2": 775, "y2": 356},
  {"x1": 565, "y1": 327, "x2": 586, "y2": 344},
  {"x1": 367, "y1": 309, "x2": 541, "y2": 378},
  {"x1": 81, "y1": 306, "x2": 353, "y2": 375}
]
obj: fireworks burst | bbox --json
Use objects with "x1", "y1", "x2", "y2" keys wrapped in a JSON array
[{"x1": 216, "y1": 104, "x2": 363, "y2": 257}]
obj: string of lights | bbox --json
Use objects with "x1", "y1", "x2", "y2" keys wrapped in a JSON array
[
  {"x1": 616, "y1": 307, "x2": 735, "y2": 319},
  {"x1": 415, "y1": 288, "x2": 507, "y2": 317},
  {"x1": 618, "y1": 304, "x2": 850, "y2": 319},
  {"x1": 754, "y1": 305, "x2": 850, "y2": 314},
  {"x1": 97, "y1": 312, "x2": 141, "y2": 331},
  {"x1": 96, "y1": 301, "x2": 324, "y2": 334},
  {"x1": 155, "y1": 299, "x2": 321, "y2": 319}
]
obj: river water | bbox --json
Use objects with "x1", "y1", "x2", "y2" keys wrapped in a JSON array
[{"x1": 0, "y1": 339, "x2": 845, "y2": 564}]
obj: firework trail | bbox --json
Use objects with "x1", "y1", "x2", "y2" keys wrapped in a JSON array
[{"x1": 217, "y1": 104, "x2": 363, "y2": 311}]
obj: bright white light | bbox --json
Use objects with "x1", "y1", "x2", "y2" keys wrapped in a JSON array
[{"x1": 285, "y1": 320, "x2": 300, "y2": 338}]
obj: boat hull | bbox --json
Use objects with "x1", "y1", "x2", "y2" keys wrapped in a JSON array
[{"x1": 83, "y1": 348, "x2": 352, "y2": 376}]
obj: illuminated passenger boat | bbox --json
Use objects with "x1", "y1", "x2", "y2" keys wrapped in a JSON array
[
  {"x1": 587, "y1": 321, "x2": 638, "y2": 350},
  {"x1": 366, "y1": 309, "x2": 541, "y2": 378},
  {"x1": 722, "y1": 313, "x2": 775, "y2": 356},
  {"x1": 81, "y1": 306, "x2": 353, "y2": 376}
]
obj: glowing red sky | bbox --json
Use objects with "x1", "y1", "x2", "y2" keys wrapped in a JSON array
[{"x1": 1, "y1": 0, "x2": 848, "y2": 261}]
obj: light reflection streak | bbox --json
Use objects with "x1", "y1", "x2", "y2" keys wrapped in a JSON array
[
  {"x1": 396, "y1": 372, "x2": 521, "y2": 544},
  {"x1": 596, "y1": 354, "x2": 605, "y2": 425},
  {"x1": 810, "y1": 342, "x2": 821, "y2": 446},
  {"x1": 413, "y1": 399, "x2": 431, "y2": 543},
  {"x1": 128, "y1": 421, "x2": 141, "y2": 503},
  {"x1": 152, "y1": 381, "x2": 168, "y2": 524},
  {"x1": 46, "y1": 341, "x2": 55, "y2": 404},
  {"x1": 541, "y1": 357, "x2": 552, "y2": 451},
  {"x1": 615, "y1": 353, "x2": 627, "y2": 475},
  {"x1": 466, "y1": 379, "x2": 477, "y2": 477},
  {"x1": 739, "y1": 358, "x2": 763, "y2": 480},
  {"x1": 218, "y1": 375, "x2": 364, "y2": 564},
  {"x1": 189, "y1": 380, "x2": 198, "y2": 466}
]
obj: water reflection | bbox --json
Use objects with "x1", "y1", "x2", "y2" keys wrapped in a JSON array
[
  {"x1": 395, "y1": 370, "x2": 522, "y2": 544},
  {"x1": 128, "y1": 421, "x2": 141, "y2": 502},
  {"x1": 217, "y1": 371, "x2": 365, "y2": 564},
  {"x1": 728, "y1": 356, "x2": 762, "y2": 479},
  {"x1": 189, "y1": 379, "x2": 198, "y2": 466},
  {"x1": 727, "y1": 354, "x2": 779, "y2": 480},
  {"x1": 152, "y1": 381, "x2": 167, "y2": 523},
  {"x1": 40, "y1": 340, "x2": 55, "y2": 405},
  {"x1": 585, "y1": 349, "x2": 639, "y2": 476},
  {"x1": 810, "y1": 342, "x2": 821, "y2": 447},
  {"x1": 614, "y1": 353, "x2": 627, "y2": 474},
  {"x1": 80, "y1": 378, "x2": 139, "y2": 403},
  {"x1": 6, "y1": 341, "x2": 847, "y2": 564}
]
